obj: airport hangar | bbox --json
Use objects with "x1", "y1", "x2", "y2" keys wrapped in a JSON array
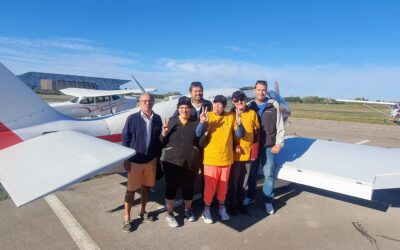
[{"x1": 17, "y1": 72, "x2": 130, "y2": 92}]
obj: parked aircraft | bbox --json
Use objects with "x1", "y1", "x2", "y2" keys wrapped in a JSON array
[
  {"x1": 336, "y1": 99, "x2": 400, "y2": 123},
  {"x1": 50, "y1": 87, "x2": 157, "y2": 118},
  {"x1": 0, "y1": 63, "x2": 399, "y2": 208}
]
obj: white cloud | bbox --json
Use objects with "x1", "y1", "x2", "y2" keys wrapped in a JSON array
[
  {"x1": 1, "y1": 36, "x2": 399, "y2": 100},
  {"x1": 0, "y1": 36, "x2": 98, "y2": 51}
]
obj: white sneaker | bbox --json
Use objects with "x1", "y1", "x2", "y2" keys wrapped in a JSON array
[
  {"x1": 265, "y1": 203, "x2": 275, "y2": 215},
  {"x1": 218, "y1": 206, "x2": 230, "y2": 221},
  {"x1": 202, "y1": 210, "x2": 213, "y2": 224},
  {"x1": 243, "y1": 197, "x2": 255, "y2": 206},
  {"x1": 166, "y1": 213, "x2": 178, "y2": 228}
]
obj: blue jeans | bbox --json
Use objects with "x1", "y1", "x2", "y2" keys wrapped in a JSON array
[{"x1": 247, "y1": 147, "x2": 275, "y2": 202}]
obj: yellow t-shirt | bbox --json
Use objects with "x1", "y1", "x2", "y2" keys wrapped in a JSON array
[
  {"x1": 233, "y1": 109, "x2": 260, "y2": 161},
  {"x1": 203, "y1": 112, "x2": 235, "y2": 166}
]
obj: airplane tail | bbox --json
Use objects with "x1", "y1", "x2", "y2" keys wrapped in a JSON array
[{"x1": 0, "y1": 63, "x2": 63, "y2": 140}]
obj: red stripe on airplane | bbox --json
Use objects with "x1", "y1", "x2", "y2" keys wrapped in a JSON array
[
  {"x1": 97, "y1": 134, "x2": 122, "y2": 143},
  {"x1": 0, "y1": 122, "x2": 23, "y2": 150}
]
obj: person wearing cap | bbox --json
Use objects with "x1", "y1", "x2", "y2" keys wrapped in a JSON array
[
  {"x1": 196, "y1": 95, "x2": 245, "y2": 224},
  {"x1": 160, "y1": 96, "x2": 202, "y2": 227},
  {"x1": 121, "y1": 92, "x2": 163, "y2": 232},
  {"x1": 244, "y1": 80, "x2": 285, "y2": 215},
  {"x1": 226, "y1": 90, "x2": 260, "y2": 215}
]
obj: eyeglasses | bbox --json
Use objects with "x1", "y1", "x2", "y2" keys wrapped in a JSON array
[{"x1": 140, "y1": 100, "x2": 153, "y2": 103}]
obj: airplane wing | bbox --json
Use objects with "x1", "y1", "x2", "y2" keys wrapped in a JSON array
[
  {"x1": 60, "y1": 88, "x2": 139, "y2": 97},
  {"x1": 128, "y1": 88, "x2": 157, "y2": 94},
  {"x1": 0, "y1": 131, "x2": 135, "y2": 207},
  {"x1": 336, "y1": 99, "x2": 396, "y2": 105},
  {"x1": 275, "y1": 137, "x2": 400, "y2": 200}
]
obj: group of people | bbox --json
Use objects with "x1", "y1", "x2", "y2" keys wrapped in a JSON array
[{"x1": 121, "y1": 80, "x2": 285, "y2": 232}]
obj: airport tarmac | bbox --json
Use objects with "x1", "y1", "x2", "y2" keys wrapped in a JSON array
[{"x1": 1, "y1": 118, "x2": 400, "y2": 250}]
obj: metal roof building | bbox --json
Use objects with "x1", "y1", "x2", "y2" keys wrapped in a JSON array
[{"x1": 17, "y1": 72, "x2": 130, "y2": 91}]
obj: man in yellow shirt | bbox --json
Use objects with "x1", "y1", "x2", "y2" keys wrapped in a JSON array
[
  {"x1": 227, "y1": 91, "x2": 260, "y2": 215},
  {"x1": 196, "y1": 95, "x2": 244, "y2": 224}
]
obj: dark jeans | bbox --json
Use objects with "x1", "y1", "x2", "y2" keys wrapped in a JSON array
[{"x1": 228, "y1": 161, "x2": 251, "y2": 207}]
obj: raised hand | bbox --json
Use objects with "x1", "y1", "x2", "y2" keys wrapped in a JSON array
[
  {"x1": 199, "y1": 106, "x2": 208, "y2": 123},
  {"x1": 235, "y1": 108, "x2": 242, "y2": 125},
  {"x1": 162, "y1": 118, "x2": 169, "y2": 136}
]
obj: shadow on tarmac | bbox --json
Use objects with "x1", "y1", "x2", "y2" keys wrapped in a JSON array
[{"x1": 106, "y1": 171, "x2": 399, "y2": 231}]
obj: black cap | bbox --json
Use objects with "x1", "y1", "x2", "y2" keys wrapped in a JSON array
[
  {"x1": 232, "y1": 90, "x2": 246, "y2": 101},
  {"x1": 213, "y1": 95, "x2": 227, "y2": 106},
  {"x1": 177, "y1": 96, "x2": 193, "y2": 108}
]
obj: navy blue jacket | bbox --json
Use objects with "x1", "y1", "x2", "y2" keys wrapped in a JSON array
[{"x1": 122, "y1": 111, "x2": 163, "y2": 163}]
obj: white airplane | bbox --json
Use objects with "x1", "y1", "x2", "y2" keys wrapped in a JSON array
[
  {"x1": 336, "y1": 99, "x2": 400, "y2": 123},
  {"x1": 50, "y1": 87, "x2": 157, "y2": 118},
  {"x1": 0, "y1": 63, "x2": 399, "y2": 208}
]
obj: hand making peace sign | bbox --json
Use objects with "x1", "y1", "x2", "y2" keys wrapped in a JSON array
[
  {"x1": 199, "y1": 106, "x2": 208, "y2": 123},
  {"x1": 161, "y1": 118, "x2": 169, "y2": 137},
  {"x1": 235, "y1": 108, "x2": 242, "y2": 125}
]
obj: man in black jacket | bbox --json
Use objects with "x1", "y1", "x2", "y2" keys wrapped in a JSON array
[{"x1": 121, "y1": 92, "x2": 163, "y2": 232}]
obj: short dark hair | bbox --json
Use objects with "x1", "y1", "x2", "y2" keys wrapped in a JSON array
[
  {"x1": 255, "y1": 80, "x2": 268, "y2": 88},
  {"x1": 189, "y1": 81, "x2": 203, "y2": 92},
  {"x1": 213, "y1": 95, "x2": 227, "y2": 107}
]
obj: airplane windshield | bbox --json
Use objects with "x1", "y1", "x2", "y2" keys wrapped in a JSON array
[{"x1": 69, "y1": 97, "x2": 79, "y2": 103}]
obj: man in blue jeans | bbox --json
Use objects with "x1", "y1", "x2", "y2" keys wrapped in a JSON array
[{"x1": 244, "y1": 80, "x2": 285, "y2": 215}]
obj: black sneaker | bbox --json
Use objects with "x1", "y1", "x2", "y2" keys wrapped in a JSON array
[
  {"x1": 138, "y1": 212, "x2": 155, "y2": 222},
  {"x1": 122, "y1": 221, "x2": 133, "y2": 232}
]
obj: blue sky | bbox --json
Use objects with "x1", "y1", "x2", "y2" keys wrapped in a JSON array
[{"x1": 0, "y1": 0, "x2": 399, "y2": 100}]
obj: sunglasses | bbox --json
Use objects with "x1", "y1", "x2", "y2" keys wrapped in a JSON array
[{"x1": 233, "y1": 98, "x2": 245, "y2": 103}]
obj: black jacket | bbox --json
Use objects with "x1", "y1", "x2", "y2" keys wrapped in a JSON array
[
  {"x1": 160, "y1": 116, "x2": 201, "y2": 171},
  {"x1": 248, "y1": 100, "x2": 278, "y2": 148}
]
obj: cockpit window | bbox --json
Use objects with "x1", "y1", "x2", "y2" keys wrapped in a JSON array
[{"x1": 69, "y1": 97, "x2": 79, "y2": 103}]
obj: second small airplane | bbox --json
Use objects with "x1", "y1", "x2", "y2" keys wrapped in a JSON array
[{"x1": 50, "y1": 87, "x2": 157, "y2": 118}]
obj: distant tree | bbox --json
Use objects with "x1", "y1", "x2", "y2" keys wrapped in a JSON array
[
  {"x1": 284, "y1": 96, "x2": 302, "y2": 103},
  {"x1": 302, "y1": 96, "x2": 322, "y2": 104},
  {"x1": 166, "y1": 91, "x2": 182, "y2": 96}
]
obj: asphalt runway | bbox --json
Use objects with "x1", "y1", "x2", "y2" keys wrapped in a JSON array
[{"x1": 1, "y1": 118, "x2": 400, "y2": 250}]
